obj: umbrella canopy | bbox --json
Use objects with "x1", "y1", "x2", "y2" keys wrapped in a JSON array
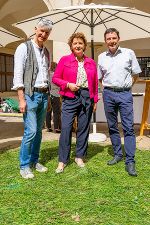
[
  {"x1": 0, "y1": 27, "x2": 22, "y2": 47},
  {"x1": 14, "y1": 3, "x2": 150, "y2": 45}
]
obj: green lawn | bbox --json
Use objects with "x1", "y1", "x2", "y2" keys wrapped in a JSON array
[{"x1": 0, "y1": 141, "x2": 150, "y2": 225}]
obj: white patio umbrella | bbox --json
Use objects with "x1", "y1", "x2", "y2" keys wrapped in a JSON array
[
  {"x1": 14, "y1": 3, "x2": 150, "y2": 43},
  {"x1": 14, "y1": 3, "x2": 150, "y2": 142}
]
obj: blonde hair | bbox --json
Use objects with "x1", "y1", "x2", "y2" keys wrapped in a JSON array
[{"x1": 68, "y1": 32, "x2": 87, "y2": 51}]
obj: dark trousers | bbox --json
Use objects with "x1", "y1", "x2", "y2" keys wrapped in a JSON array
[
  {"x1": 58, "y1": 89, "x2": 93, "y2": 164},
  {"x1": 103, "y1": 89, "x2": 136, "y2": 164},
  {"x1": 46, "y1": 96, "x2": 61, "y2": 130}
]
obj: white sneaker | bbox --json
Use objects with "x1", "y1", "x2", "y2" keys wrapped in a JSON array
[
  {"x1": 20, "y1": 167, "x2": 34, "y2": 179},
  {"x1": 35, "y1": 163, "x2": 48, "y2": 172}
]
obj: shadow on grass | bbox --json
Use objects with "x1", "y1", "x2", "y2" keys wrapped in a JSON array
[
  {"x1": 32, "y1": 141, "x2": 124, "y2": 164},
  {"x1": 107, "y1": 144, "x2": 126, "y2": 159},
  {"x1": 39, "y1": 142, "x2": 58, "y2": 164},
  {"x1": 39, "y1": 141, "x2": 117, "y2": 165},
  {"x1": 40, "y1": 143, "x2": 106, "y2": 165}
]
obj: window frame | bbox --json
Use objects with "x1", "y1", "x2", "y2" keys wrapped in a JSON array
[{"x1": 0, "y1": 53, "x2": 14, "y2": 92}]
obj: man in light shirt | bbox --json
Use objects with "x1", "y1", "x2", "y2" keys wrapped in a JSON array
[
  {"x1": 13, "y1": 18, "x2": 52, "y2": 179},
  {"x1": 98, "y1": 28, "x2": 141, "y2": 177}
]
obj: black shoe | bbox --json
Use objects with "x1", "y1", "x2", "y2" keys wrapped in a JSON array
[
  {"x1": 125, "y1": 163, "x2": 137, "y2": 177},
  {"x1": 54, "y1": 129, "x2": 61, "y2": 133},
  {"x1": 107, "y1": 156, "x2": 123, "y2": 165},
  {"x1": 47, "y1": 128, "x2": 53, "y2": 132}
]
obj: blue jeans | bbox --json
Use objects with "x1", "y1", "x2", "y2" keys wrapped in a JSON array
[
  {"x1": 20, "y1": 92, "x2": 48, "y2": 169},
  {"x1": 103, "y1": 89, "x2": 136, "y2": 164}
]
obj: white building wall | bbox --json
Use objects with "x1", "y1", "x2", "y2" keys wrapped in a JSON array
[
  {"x1": 44, "y1": 0, "x2": 85, "y2": 10},
  {"x1": 53, "y1": 41, "x2": 71, "y2": 62}
]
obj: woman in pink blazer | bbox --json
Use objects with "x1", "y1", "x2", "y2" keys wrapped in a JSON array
[{"x1": 52, "y1": 32, "x2": 98, "y2": 173}]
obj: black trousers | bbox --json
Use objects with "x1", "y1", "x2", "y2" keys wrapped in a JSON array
[
  {"x1": 58, "y1": 89, "x2": 93, "y2": 164},
  {"x1": 46, "y1": 96, "x2": 61, "y2": 130}
]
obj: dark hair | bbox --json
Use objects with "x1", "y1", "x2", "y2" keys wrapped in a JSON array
[
  {"x1": 68, "y1": 32, "x2": 87, "y2": 51},
  {"x1": 50, "y1": 62, "x2": 57, "y2": 72},
  {"x1": 104, "y1": 28, "x2": 120, "y2": 39}
]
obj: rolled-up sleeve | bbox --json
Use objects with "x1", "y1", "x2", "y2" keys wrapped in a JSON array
[
  {"x1": 97, "y1": 55, "x2": 103, "y2": 80},
  {"x1": 12, "y1": 43, "x2": 27, "y2": 90},
  {"x1": 130, "y1": 50, "x2": 142, "y2": 76}
]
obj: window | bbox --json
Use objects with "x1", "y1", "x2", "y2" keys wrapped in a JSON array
[
  {"x1": 137, "y1": 57, "x2": 150, "y2": 80},
  {"x1": 0, "y1": 53, "x2": 14, "y2": 92}
]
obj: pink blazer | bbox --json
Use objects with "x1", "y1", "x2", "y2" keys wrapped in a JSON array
[{"x1": 52, "y1": 53, "x2": 98, "y2": 103}]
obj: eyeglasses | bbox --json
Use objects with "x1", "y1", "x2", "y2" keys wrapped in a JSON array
[{"x1": 37, "y1": 18, "x2": 53, "y2": 26}]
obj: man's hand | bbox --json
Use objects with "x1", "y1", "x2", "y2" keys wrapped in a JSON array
[
  {"x1": 19, "y1": 98, "x2": 26, "y2": 113},
  {"x1": 18, "y1": 89, "x2": 26, "y2": 113},
  {"x1": 132, "y1": 76, "x2": 139, "y2": 87},
  {"x1": 68, "y1": 83, "x2": 80, "y2": 92}
]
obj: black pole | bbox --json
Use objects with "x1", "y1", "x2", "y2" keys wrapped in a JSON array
[
  {"x1": 91, "y1": 9, "x2": 94, "y2": 60},
  {"x1": 91, "y1": 9, "x2": 96, "y2": 123}
]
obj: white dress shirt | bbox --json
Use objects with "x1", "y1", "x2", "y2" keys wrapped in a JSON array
[{"x1": 98, "y1": 47, "x2": 142, "y2": 88}]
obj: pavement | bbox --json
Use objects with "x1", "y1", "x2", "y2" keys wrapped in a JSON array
[
  {"x1": 0, "y1": 113, "x2": 150, "y2": 151},
  {"x1": 0, "y1": 114, "x2": 62, "y2": 151}
]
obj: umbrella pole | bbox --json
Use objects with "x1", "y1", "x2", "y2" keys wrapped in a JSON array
[{"x1": 88, "y1": 9, "x2": 106, "y2": 143}]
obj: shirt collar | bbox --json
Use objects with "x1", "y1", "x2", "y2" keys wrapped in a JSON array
[
  {"x1": 31, "y1": 39, "x2": 44, "y2": 51},
  {"x1": 106, "y1": 46, "x2": 122, "y2": 56},
  {"x1": 70, "y1": 53, "x2": 92, "y2": 63}
]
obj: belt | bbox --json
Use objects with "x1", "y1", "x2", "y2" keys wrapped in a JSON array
[
  {"x1": 79, "y1": 87, "x2": 89, "y2": 91},
  {"x1": 34, "y1": 87, "x2": 48, "y2": 93},
  {"x1": 104, "y1": 87, "x2": 131, "y2": 92}
]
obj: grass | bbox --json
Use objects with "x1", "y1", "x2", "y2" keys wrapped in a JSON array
[{"x1": 0, "y1": 141, "x2": 150, "y2": 225}]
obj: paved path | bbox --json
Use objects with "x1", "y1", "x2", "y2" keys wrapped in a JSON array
[{"x1": 0, "y1": 114, "x2": 150, "y2": 151}]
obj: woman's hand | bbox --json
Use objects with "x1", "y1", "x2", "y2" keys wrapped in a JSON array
[
  {"x1": 93, "y1": 103, "x2": 97, "y2": 112},
  {"x1": 68, "y1": 83, "x2": 80, "y2": 92}
]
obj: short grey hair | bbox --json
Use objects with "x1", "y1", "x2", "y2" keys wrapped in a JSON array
[{"x1": 36, "y1": 18, "x2": 53, "y2": 30}]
